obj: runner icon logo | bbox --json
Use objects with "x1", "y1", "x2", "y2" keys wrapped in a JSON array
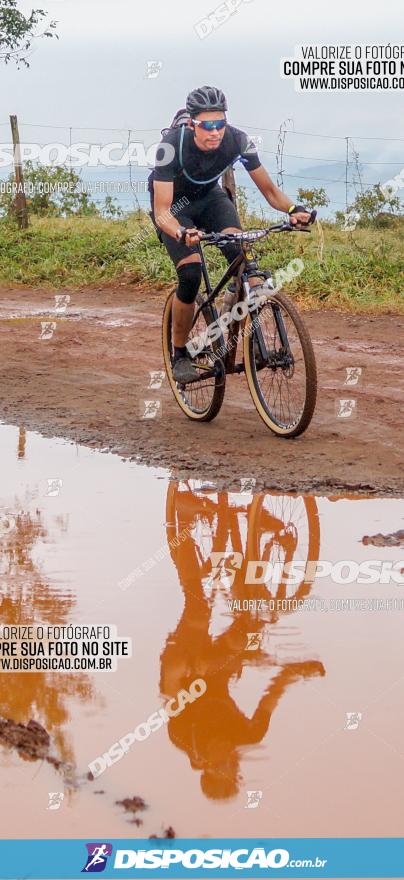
[
  {"x1": 239, "y1": 477, "x2": 256, "y2": 493},
  {"x1": 141, "y1": 400, "x2": 162, "y2": 419},
  {"x1": 46, "y1": 791, "x2": 64, "y2": 811},
  {"x1": 245, "y1": 790, "x2": 263, "y2": 809},
  {"x1": 344, "y1": 712, "x2": 362, "y2": 731},
  {"x1": 336, "y1": 398, "x2": 357, "y2": 419},
  {"x1": 145, "y1": 60, "x2": 162, "y2": 79},
  {"x1": 46, "y1": 478, "x2": 63, "y2": 497},
  {"x1": 148, "y1": 370, "x2": 166, "y2": 389},
  {"x1": 245, "y1": 632, "x2": 262, "y2": 651},
  {"x1": 344, "y1": 366, "x2": 362, "y2": 386},
  {"x1": 39, "y1": 321, "x2": 56, "y2": 340},
  {"x1": 54, "y1": 294, "x2": 70, "y2": 313},
  {"x1": 82, "y1": 843, "x2": 113, "y2": 873}
]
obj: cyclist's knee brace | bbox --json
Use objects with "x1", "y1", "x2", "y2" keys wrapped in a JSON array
[
  {"x1": 176, "y1": 262, "x2": 202, "y2": 305},
  {"x1": 221, "y1": 240, "x2": 243, "y2": 265}
]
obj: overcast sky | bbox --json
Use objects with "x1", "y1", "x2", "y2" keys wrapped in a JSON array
[{"x1": 1, "y1": 0, "x2": 403, "y2": 169}]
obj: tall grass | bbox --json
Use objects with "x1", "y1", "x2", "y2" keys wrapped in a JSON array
[{"x1": 0, "y1": 213, "x2": 403, "y2": 313}]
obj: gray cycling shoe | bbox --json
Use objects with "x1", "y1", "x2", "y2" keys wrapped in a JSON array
[{"x1": 172, "y1": 356, "x2": 199, "y2": 384}]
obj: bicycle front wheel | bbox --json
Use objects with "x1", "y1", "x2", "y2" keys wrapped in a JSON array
[
  {"x1": 243, "y1": 290, "x2": 317, "y2": 437},
  {"x1": 162, "y1": 290, "x2": 226, "y2": 422}
]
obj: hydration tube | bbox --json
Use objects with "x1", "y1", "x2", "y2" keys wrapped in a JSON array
[{"x1": 178, "y1": 125, "x2": 241, "y2": 186}]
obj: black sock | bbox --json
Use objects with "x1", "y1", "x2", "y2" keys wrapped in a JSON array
[{"x1": 174, "y1": 345, "x2": 188, "y2": 361}]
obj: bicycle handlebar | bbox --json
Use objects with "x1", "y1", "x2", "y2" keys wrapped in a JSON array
[{"x1": 198, "y1": 210, "x2": 317, "y2": 246}]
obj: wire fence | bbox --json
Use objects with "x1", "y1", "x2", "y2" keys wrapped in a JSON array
[{"x1": 1, "y1": 118, "x2": 403, "y2": 216}]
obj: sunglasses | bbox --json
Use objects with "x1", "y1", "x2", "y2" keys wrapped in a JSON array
[{"x1": 192, "y1": 119, "x2": 226, "y2": 131}]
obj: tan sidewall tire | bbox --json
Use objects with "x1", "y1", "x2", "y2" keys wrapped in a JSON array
[
  {"x1": 243, "y1": 291, "x2": 317, "y2": 437},
  {"x1": 162, "y1": 290, "x2": 226, "y2": 422},
  {"x1": 247, "y1": 493, "x2": 320, "y2": 602}
]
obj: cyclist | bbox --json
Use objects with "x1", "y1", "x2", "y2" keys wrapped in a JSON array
[
  {"x1": 162, "y1": 482, "x2": 325, "y2": 799},
  {"x1": 149, "y1": 85, "x2": 314, "y2": 384}
]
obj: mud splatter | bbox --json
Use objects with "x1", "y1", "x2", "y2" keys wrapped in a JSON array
[
  {"x1": 116, "y1": 795, "x2": 148, "y2": 824},
  {"x1": 0, "y1": 716, "x2": 76, "y2": 783},
  {"x1": 149, "y1": 826, "x2": 176, "y2": 839},
  {"x1": 362, "y1": 529, "x2": 404, "y2": 547}
]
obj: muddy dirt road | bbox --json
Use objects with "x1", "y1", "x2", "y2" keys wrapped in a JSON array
[{"x1": 0, "y1": 284, "x2": 402, "y2": 496}]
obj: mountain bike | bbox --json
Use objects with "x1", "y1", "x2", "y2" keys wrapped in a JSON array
[
  {"x1": 163, "y1": 479, "x2": 325, "y2": 800},
  {"x1": 162, "y1": 219, "x2": 317, "y2": 437}
]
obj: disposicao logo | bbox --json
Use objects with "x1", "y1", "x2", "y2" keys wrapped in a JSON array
[
  {"x1": 112, "y1": 847, "x2": 292, "y2": 870},
  {"x1": 82, "y1": 843, "x2": 113, "y2": 873}
]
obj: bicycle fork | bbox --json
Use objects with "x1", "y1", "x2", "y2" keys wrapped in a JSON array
[{"x1": 243, "y1": 273, "x2": 291, "y2": 368}]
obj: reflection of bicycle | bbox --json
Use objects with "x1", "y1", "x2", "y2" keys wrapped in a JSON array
[
  {"x1": 166, "y1": 481, "x2": 320, "y2": 620},
  {"x1": 162, "y1": 220, "x2": 317, "y2": 436},
  {"x1": 162, "y1": 480, "x2": 325, "y2": 801},
  {"x1": 246, "y1": 493, "x2": 320, "y2": 608}
]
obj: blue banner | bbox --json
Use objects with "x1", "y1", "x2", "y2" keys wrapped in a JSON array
[{"x1": 0, "y1": 838, "x2": 403, "y2": 878}]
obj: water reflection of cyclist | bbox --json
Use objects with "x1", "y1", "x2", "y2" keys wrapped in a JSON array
[{"x1": 161, "y1": 486, "x2": 325, "y2": 800}]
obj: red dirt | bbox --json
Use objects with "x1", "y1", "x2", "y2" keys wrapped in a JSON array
[{"x1": 0, "y1": 283, "x2": 402, "y2": 496}]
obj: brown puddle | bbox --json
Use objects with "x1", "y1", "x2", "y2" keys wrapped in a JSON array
[
  {"x1": 0, "y1": 423, "x2": 403, "y2": 840},
  {"x1": 0, "y1": 301, "x2": 158, "y2": 328}
]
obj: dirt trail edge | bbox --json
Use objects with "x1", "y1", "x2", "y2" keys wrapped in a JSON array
[{"x1": 0, "y1": 284, "x2": 402, "y2": 497}]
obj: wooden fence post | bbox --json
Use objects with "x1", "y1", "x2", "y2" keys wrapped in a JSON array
[
  {"x1": 10, "y1": 114, "x2": 28, "y2": 229},
  {"x1": 222, "y1": 166, "x2": 237, "y2": 208}
]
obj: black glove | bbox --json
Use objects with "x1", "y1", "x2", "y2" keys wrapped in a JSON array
[{"x1": 288, "y1": 205, "x2": 317, "y2": 225}]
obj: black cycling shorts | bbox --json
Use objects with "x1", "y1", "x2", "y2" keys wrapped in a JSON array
[{"x1": 150, "y1": 184, "x2": 241, "y2": 267}]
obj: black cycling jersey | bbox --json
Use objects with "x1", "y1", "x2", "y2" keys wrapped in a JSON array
[{"x1": 148, "y1": 124, "x2": 262, "y2": 201}]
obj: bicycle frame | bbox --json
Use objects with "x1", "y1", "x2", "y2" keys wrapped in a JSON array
[
  {"x1": 191, "y1": 240, "x2": 288, "y2": 376},
  {"x1": 192, "y1": 245, "x2": 244, "y2": 321}
]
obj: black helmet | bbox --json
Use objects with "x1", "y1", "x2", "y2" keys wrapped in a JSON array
[{"x1": 186, "y1": 85, "x2": 227, "y2": 117}]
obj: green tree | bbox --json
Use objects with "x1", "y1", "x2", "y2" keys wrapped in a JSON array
[
  {"x1": 0, "y1": 0, "x2": 57, "y2": 67},
  {"x1": 102, "y1": 195, "x2": 123, "y2": 220},
  {"x1": 336, "y1": 183, "x2": 402, "y2": 228},
  {"x1": 0, "y1": 161, "x2": 99, "y2": 218},
  {"x1": 297, "y1": 187, "x2": 330, "y2": 210}
]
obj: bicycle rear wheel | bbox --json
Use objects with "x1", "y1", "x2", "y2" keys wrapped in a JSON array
[
  {"x1": 162, "y1": 290, "x2": 226, "y2": 422},
  {"x1": 243, "y1": 290, "x2": 317, "y2": 437}
]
